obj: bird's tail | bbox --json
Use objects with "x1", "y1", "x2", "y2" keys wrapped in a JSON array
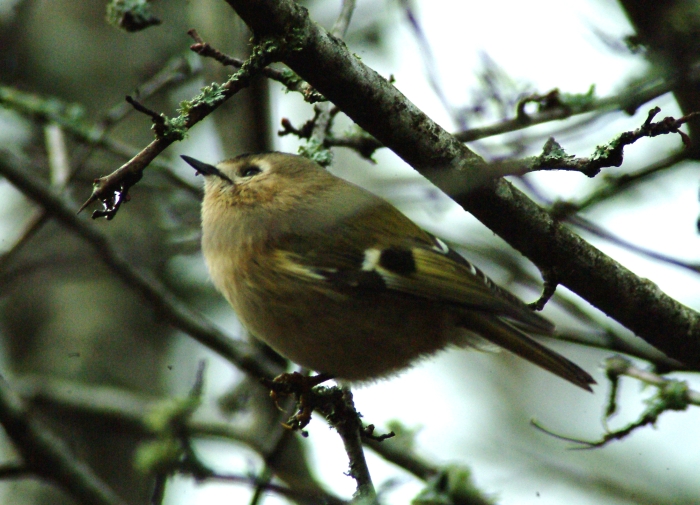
[{"x1": 459, "y1": 313, "x2": 596, "y2": 391}]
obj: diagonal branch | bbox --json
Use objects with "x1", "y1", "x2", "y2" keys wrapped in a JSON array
[
  {"x1": 0, "y1": 154, "x2": 276, "y2": 380},
  {"x1": 78, "y1": 39, "x2": 280, "y2": 218},
  {"x1": 222, "y1": 0, "x2": 700, "y2": 368}
]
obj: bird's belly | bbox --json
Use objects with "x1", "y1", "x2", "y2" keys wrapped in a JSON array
[{"x1": 234, "y1": 285, "x2": 454, "y2": 381}]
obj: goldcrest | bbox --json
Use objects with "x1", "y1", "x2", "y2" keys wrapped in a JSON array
[{"x1": 181, "y1": 152, "x2": 595, "y2": 391}]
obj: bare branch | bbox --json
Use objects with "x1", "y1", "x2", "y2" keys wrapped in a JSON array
[
  {"x1": 331, "y1": 0, "x2": 356, "y2": 38},
  {"x1": 0, "y1": 153, "x2": 276, "y2": 379},
  {"x1": 454, "y1": 77, "x2": 673, "y2": 142},
  {"x1": 332, "y1": 388, "x2": 377, "y2": 503},
  {"x1": 187, "y1": 29, "x2": 325, "y2": 102},
  {"x1": 79, "y1": 37, "x2": 281, "y2": 218},
  {"x1": 566, "y1": 214, "x2": 700, "y2": 276},
  {"x1": 553, "y1": 150, "x2": 688, "y2": 215},
  {"x1": 0, "y1": 464, "x2": 32, "y2": 480},
  {"x1": 529, "y1": 108, "x2": 698, "y2": 177}
]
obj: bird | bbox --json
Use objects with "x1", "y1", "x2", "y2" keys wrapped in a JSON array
[{"x1": 181, "y1": 152, "x2": 595, "y2": 391}]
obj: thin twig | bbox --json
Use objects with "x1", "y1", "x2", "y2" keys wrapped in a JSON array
[
  {"x1": 187, "y1": 29, "x2": 324, "y2": 102},
  {"x1": 553, "y1": 150, "x2": 688, "y2": 216},
  {"x1": 362, "y1": 437, "x2": 438, "y2": 482},
  {"x1": 79, "y1": 39, "x2": 279, "y2": 218},
  {"x1": 332, "y1": 387, "x2": 377, "y2": 503},
  {"x1": 454, "y1": 77, "x2": 673, "y2": 143},
  {"x1": 260, "y1": 378, "x2": 380, "y2": 501},
  {"x1": 323, "y1": 76, "x2": 673, "y2": 160},
  {"x1": 604, "y1": 355, "x2": 700, "y2": 403},
  {"x1": 566, "y1": 214, "x2": 700, "y2": 275},
  {"x1": 180, "y1": 470, "x2": 348, "y2": 505},
  {"x1": 0, "y1": 464, "x2": 33, "y2": 480},
  {"x1": 533, "y1": 355, "x2": 699, "y2": 448},
  {"x1": 398, "y1": 0, "x2": 460, "y2": 128},
  {"x1": 303, "y1": 0, "x2": 356, "y2": 164},
  {"x1": 0, "y1": 126, "x2": 73, "y2": 279},
  {"x1": 102, "y1": 55, "x2": 194, "y2": 131},
  {"x1": 0, "y1": 153, "x2": 275, "y2": 379},
  {"x1": 522, "y1": 108, "x2": 698, "y2": 178},
  {"x1": 554, "y1": 329, "x2": 686, "y2": 372},
  {"x1": 44, "y1": 123, "x2": 71, "y2": 186},
  {"x1": 331, "y1": 0, "x2": 356, "y2": 38},
  {"x1": 0, "y1": 71, "x2": 198, "y2": 183}
]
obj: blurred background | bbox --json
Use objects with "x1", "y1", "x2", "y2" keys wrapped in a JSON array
[{"x1": 1, "y1": 0, "x2": 699, "y2": 504}]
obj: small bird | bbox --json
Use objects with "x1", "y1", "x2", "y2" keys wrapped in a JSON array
[{"x1": 181, "y1": 152, "x2": 595, "y2": 391}]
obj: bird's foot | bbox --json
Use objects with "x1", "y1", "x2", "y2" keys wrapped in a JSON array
[{"x1": 262, "y1": 372, "x2": 333, "y2": 433}]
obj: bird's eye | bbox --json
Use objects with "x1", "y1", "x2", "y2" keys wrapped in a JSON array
[{"x1": 240, "y1": 165, "x2": 262, "y2": 178}]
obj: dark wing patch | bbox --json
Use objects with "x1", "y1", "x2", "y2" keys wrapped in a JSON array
[
  {"x1": 273, "y1": 233, "x2": 552, "y2": 334},
  {"x1": 379, "y1": 247, "x2": 417, "y2": 275}
]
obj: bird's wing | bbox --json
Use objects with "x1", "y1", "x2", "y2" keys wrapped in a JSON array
[
  {"x1": 271, "y1": 188, "x2": 551, "y2": 333},
  {"x1": 275, "y1": 232, "x2": 552, "y2": 334},
  {"x1": 352, "y1": 238, "x2": 553, "y2": 334}
]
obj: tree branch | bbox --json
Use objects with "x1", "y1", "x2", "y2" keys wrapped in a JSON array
[
  {"x1": 78, "y1": 38, "x2": 279, "y2": 217},
  {"x1": 453, "y1": 77, "x2": 672, "y2": 143},
  {"x1": 331, "y1": 388, "x2": 376, "y2": 503},
  {"x1": 0, "y1": 153, "x2": 276, "y2": 380}
]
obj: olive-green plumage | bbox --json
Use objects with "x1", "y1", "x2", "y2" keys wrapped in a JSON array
[{"x1": 183, "y1": 152, "x2": 595, "y2": 391}]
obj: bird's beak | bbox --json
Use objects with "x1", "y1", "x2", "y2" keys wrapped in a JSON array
[{"x1": 181, "y1": 155, "x2": 233, "y2": 184}]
